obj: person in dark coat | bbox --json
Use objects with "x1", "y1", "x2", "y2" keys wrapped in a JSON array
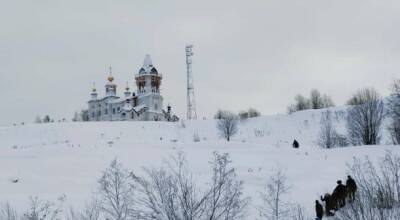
[
  {"x1": 292, "y1": 139, "x2": 299, "y2": 148},
  {"x1": 315, "y1": 200, "x2": 324, "y2": 219},
  {"x1": 321, "y1": 193, "x2": 334, "y2": 216},
  {"x1": 332, "y1": 180, "x2": 347, "y2": 208},
  {"x1": 346, "y1": 175, "x2": 357, "y2": 202}
]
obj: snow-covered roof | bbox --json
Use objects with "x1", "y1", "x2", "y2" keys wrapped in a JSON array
[
  {"x1": 120, "y1": 104, "x2": 147, "y2": 113},
  {"x1": 108, "y1": 98, "x2": 125, "y2": 104}
]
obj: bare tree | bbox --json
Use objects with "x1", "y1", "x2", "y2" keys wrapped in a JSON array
[
  {"x1": 318, "y1": 111, "x2": 348, "y2": 148},
  {"x1": 259, "y1": 167, "x2": 291, "y2": 220},
  {"x1": 216, "y1": 111, "x2": 239, "y2": 141},
  {"x1": 310, "y1": 89, "x2": 324, "y2": 109},
  {"x1": 346, "y1": 88, "x2": 384, "y2": 145},
  {"x1": 132, "y1": 152, "x2": 207, "y2": 220},
  {"x1": 132, "y1": 152, "x2": 248, "y2": 220},
  {"x1": 388, "y1": 79, "x2": 400, "y2": 144},
  {"x1": 287, "y1": 94, "x2": 311, "y2": 114},
  {"x1": 204, "y1": 152, "x2": 249, "y2": 220},
  {"x1": 322, "y1": 94, "x2": 335, "y2": 108},
  {"x1": 98, "y1": 159, "x2": 134, "y2": 220}
]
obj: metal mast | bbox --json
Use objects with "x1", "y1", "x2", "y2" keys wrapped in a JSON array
[{"x1": 186, "y1": 44, "x2": 197, "y2": 120}]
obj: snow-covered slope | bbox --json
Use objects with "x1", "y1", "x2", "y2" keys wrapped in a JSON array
[{"x1": 0, "y1": 107, "x2": 397, "y2": 218}]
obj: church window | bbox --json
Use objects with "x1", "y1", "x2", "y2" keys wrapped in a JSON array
[
  {"x1": 113, "y1": 108, "x2": 116, "y2": 114},
  {"x1": 154, "y1": 103, "x2": 158, "y2": 110},
  {"x1": 105, "y1": 109, "x2": 108, "y2": 115}
]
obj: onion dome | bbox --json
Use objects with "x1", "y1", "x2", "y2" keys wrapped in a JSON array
[
  {"x1": 92, "y1": 82, "x2": 97, "y2": 92},
  {"x1": 107, "y1": 66, "x2": 114, "y2": 82}
]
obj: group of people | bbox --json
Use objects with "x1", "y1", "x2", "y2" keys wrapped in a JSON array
[{"x1": 315, "y1": 175, "x2": 357, "y2": 219}]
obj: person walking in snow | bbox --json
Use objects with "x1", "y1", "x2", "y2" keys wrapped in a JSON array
[
  {"x1": 321, "y1": 193, "x2": 334, "y2": 216},
  {"x1": 292, "y1": 139, "x2": 299, "y2": 148},
  {"x1": 346, "y1": 175, "x2": 357, "y2": 202},
  {"x1": 315, "y1": 200, "x2": 324, "y2": 220},
  {"x1": 332, "y1": 180, "x2": 347, "y2": 208}
]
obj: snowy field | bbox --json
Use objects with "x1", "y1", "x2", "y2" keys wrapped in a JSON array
[{"x1": 0, "y1": 108, "x2": 398, "y2": 219}]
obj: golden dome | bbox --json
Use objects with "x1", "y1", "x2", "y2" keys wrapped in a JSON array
[
  {"x1": 107, "y1": 66, "x2": 114, "y2": 82},
  {"x1": 107, "y1": 75, "x2": 114, "y2": 82}
]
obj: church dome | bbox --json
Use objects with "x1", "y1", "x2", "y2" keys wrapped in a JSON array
[{"x1": 107, "y1": 75, "x2": 114, "y2": 82}]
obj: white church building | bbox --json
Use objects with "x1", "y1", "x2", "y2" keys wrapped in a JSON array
[{"x1": 87, "y1": 55, "x2": 179, "y2": 122}]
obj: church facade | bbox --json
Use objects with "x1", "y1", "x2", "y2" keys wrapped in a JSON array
[{"x1": 87, "y1": 55, "x2": 179, "y2": 122}]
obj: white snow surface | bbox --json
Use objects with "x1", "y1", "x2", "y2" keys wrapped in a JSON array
[{"x1": 0, "y1": 107, "x2": 398, "y2": 219}]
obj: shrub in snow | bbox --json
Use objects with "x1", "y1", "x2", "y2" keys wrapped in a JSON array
[{"x1": 346, "y1": 88, "x2": 384, "y2": 146}]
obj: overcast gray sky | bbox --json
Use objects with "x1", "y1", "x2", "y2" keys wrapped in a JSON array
[{"x1": 1, "y1": 0, "x2": 399, "y2": 125}]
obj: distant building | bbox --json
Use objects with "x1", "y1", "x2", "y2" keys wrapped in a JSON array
[{"x1": 87, "y1": 55, "x2": 179, "y2": 122}]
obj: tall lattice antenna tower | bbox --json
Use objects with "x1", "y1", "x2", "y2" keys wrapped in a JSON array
[{"x1": 186, "y1": 44, "x2": 197, "y2": 120}]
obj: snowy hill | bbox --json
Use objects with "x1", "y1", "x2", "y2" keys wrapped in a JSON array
[{"x1": 0, "y1": 107, "x2": 398, "y2": 219}]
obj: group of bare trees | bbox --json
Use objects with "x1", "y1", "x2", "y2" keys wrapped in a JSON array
[
  {"x1": 238, "y1": 108, "x2": 261, "y2": 120},
  {"x1": 72, "y1": 110, "x2": 89, "y2": 122},
  {"x1": 1, "y1": 153, "x2": 249, "y2": 220},
  {"x1": 287, "y1": 89, "x2": 335, "y2": 114},
  {"x1": 95, "y1": 152, "x2": 249, "y2": 220},
  {"x1": 0, "y1": 196, "x2": 65, "y2": 220},
  {"x1": 318, "y1": 82, "x2": 400, "y2": 148},
  {"x1": 334, "y1": 152, "x2": 400, "y2": 220}
]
